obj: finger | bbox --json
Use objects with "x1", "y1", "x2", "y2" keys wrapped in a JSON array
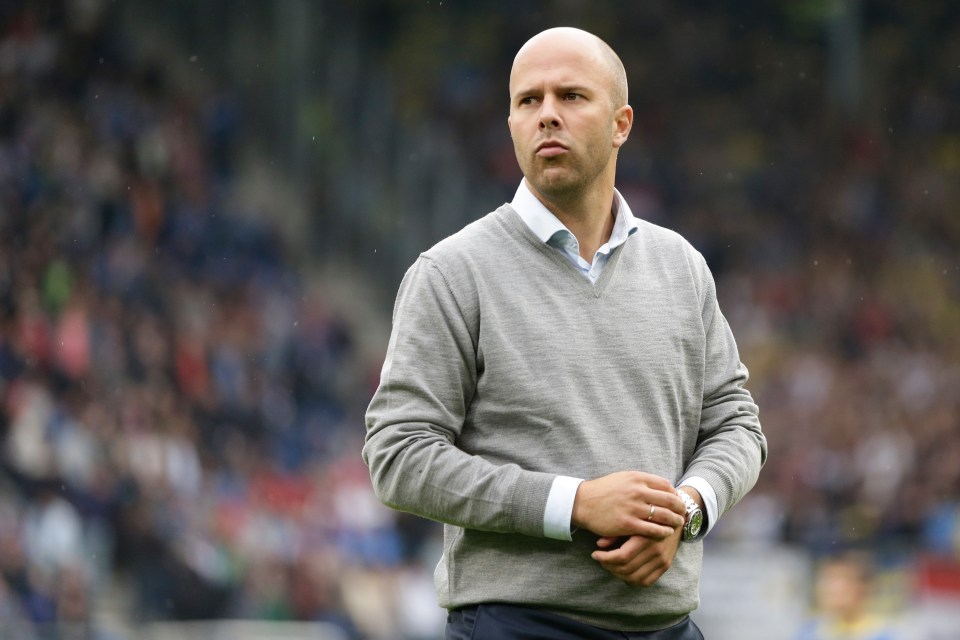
[
  {"x1": 643, "y1": 488, "x2": 687, "y2": 517},
  {"x1": 614, "y1": 553, "x2": 659, "y2": 579},
  {"x1": 596, "y1": 536, "x2": 620, "y2": 549},
  {"x1": 594, "y1": 547, "x2": 649, "y2": 572},
  {"x1": 634, "y1": 472, "x2": 676, "y2": 493},
  {"x1": 641, "y1": 502, "x2": 685, "y2": 530},
  {"x1": 629, "y1": 519, "x2": 676, "y2": 541},
  {"x1": 624, "y1": 556, "x2": 670, "y2": 587},
  {"x1": 592, "y1": 535, "x2": 652, "y2": 566},
  {"x1": 596, "y1": 543, "x2": 669, "y2": 586},
  {"x1": 601, "y1": 555, "x2": 660, "y2": 582},
  {"x1": 632, "y1": 486, "x2": 686, "y2": 520}
]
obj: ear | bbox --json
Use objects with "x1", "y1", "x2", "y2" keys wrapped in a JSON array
[{"x1": 612, "y1": 104, "x2": 633, "y2": 149}]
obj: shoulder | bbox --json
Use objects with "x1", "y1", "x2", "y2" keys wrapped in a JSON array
[
  {"x1": 625, "y1": 218, "x2": 716, "y2": 303},
  {"x1": 634, "y1": 218, "x2": 701, "y2": 255},
  {"x1": 421, "y1": 205, "x2": 516, "y2": 272},
  {"x1": 395, "y1": 206, "x2": 517, "y2": 313},
  {"x1": 630, "y1": 218, "x2": 709, "y2": 273}
]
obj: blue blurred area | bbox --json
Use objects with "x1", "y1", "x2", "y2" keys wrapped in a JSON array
[{"x1": 0, "y1": 1, "x2": 958, "y2": 638}]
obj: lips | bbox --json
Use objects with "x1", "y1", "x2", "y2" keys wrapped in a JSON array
[{"x1": 536, "y1": 140, "x2": 568, "y2": 157}]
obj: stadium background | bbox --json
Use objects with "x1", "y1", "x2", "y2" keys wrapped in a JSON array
[{"x1": 0, "y1": 0, "x2": 958, "y2": 638}]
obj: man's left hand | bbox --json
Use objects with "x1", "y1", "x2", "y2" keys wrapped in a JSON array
[{"x1": 590, "y1": 525, "x2": 682, "y2": 587}]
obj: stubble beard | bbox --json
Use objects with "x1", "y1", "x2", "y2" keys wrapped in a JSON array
[{"x1": 522, "y1": 147, "x2": 609, "y2": 207}]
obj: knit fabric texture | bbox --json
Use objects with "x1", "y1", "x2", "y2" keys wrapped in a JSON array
[{"x1": 364, "y1": 205, "x2": 766, "y2": 631}]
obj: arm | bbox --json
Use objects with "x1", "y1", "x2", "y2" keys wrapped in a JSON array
[
  {"x1": 681, "y1": 252, "x2": 767, "y2": 517},
  {"x1": 363, "y1": 256, "x2": 555, "y2": 537}
]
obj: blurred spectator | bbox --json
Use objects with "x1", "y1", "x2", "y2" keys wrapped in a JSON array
[{"x1": 794, "y1": 554, "x2": 899, "y2": 640}]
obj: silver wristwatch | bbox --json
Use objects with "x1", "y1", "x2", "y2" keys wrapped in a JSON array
[{"x1": 677, "y1": 489, "x2": 704, "y2": 542}]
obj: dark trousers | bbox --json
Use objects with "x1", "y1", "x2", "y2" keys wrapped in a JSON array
[{"x1": 446, "y1": 603, "x2": 705, "y2": 640}]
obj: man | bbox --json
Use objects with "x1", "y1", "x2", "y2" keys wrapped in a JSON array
[{"x1": 364, "y1": 27, "x2": 766, "y2": 639}]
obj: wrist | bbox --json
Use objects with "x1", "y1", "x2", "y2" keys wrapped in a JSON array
[
  {"x1": 571, "y1": 479, "x2": 589, "y2": 529},
  {"x1": 676, "y1": 487, "x2": 704, "y2": 542}
]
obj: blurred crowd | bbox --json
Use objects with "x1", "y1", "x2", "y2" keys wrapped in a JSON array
[
  {"x1": 0, "y1": 3, "x2": 435, "y2": 639},
  {"x1": 0, "y1": 1, "x2": 958, "y2": 639}
]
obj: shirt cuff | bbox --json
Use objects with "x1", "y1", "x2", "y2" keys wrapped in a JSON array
[
  {"x1": 543, "y1": 475, "x2": 584, "y2": 540},
  {"x1": 678, "y1": 476, "x2": 718, "y2": 537}
]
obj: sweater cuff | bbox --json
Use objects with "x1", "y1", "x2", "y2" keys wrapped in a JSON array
[{"x1": 543, "y1": 476, "x2": 583, "y2": 540}]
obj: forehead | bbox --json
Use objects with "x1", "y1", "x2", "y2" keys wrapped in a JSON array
[{"x1": 509, "y1": 39, "x2": 609, "y2": 94}]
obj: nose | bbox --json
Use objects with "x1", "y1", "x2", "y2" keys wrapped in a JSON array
[{"x1": 538, "y1": 95, "x2": 561, "y2": 130}]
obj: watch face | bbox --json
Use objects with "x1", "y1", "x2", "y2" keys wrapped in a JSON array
[
  {"x1": 690, "y1": 510, "x2": 703, "y2": 536},
  {"x1": 685, "y1": 510, "x2": 703, "y2": 541}
]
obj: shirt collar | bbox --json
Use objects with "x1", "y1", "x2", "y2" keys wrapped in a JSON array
[{"x1": 510, "y1": 179, "x2": 639, "y2": 250}]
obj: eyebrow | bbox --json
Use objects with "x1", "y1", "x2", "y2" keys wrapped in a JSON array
[
  {"x1": 512, "y1": 84, "x2": 594, "y2": 100},
  {"x1": 555, "y1": 85, "x2": 591, "y2": 94}
]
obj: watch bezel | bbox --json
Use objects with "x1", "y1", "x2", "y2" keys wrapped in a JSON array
[{"x1": 678, "y1": 489, "x2": 704, "y2": 542}]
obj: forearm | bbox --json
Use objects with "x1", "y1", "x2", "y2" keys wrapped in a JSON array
[
  {"x1": 363, "y1": 419, "x2": 554, "y2": 537},
  {"x1": 686, "y1": 250, "x2": 767, "y2": 517},
  {"x1": 684, "y1": 362, "x2": 765, "y2": 516}
]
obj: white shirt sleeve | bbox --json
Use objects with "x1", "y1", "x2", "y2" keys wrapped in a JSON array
[
  {"x1": 679, "y1": 475, "x2": 719, "y2": 536},
  {"x1": 543, "y1": 475, "x2": 584, "y2": 540}
]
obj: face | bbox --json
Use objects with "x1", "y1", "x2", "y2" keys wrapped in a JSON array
[
  {"x1": 507, "y1": 32, "x2": 632, "y2": 203},
  {"x1": 815, "y1": 561, "x2": 867, "y2": 617}
]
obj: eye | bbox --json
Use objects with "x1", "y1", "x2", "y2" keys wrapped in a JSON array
[
  {"x1": 563, "y1": 93, "x2": 582, "y2": 101},
  {"x1": 518, "y1": 96, "x2": 539, "y2": 106}
]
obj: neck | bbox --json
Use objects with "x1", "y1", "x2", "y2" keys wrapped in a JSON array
[{"x1": 527, "y1": 178, "x2": 617, "y2": 261}]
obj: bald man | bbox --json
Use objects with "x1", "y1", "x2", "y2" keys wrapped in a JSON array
[{"x1": 364, "y1": 27, "x2": 766, "y2": 639}]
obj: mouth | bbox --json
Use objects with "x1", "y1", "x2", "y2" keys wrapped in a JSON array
[{"x1": 536, "y1": 140, "x2": 568, "y2": 157}]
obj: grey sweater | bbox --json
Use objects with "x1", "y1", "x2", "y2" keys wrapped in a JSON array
[{"x1": 363, "y1": 205, "x2": 766, "y2": 631}]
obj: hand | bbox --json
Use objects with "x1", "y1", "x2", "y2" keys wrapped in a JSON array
[
  {"x1": 591, "y1": 526, "x2": 682, "y2": 587},
  {"x1": 571, "y1": 471, "x2": 686, "y2": 540}
]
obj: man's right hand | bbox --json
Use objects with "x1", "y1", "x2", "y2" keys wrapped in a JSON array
[{"x1": 571, "y1": 471, "x2": 686, "y2": 540}]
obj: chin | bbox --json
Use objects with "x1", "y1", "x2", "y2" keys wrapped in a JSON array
[{"x1": 533, "y1": 175, "x2": 584, "y2": 199}]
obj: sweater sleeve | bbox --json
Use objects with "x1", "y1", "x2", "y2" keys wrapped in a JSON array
[
  {"x1": 362, "y1": 256, "x2": 555, "y2": 538},
  {"x1": 680, "y1": 252, "x2": 767, "y2": 517}
]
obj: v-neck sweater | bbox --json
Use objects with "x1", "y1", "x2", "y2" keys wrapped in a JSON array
[{"x1": 364, "y1": 204, "x2": 766, "y2": 631}]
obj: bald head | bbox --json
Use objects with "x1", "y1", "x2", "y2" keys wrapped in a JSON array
[{"x1": 511, "y1": 27, "x2": 628, "y2": 108}]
